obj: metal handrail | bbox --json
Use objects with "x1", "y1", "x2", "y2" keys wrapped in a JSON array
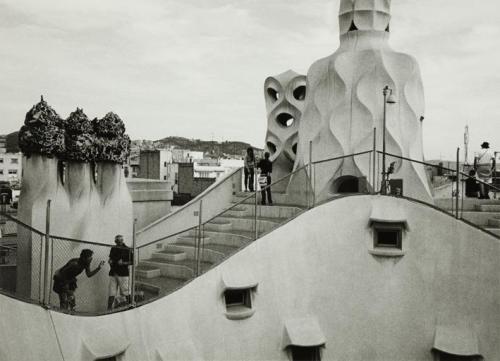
[
  {"x1": 0, "y1": 212, "x2": 46, "y2": 236},
  {"x1": 50, "y1": 234, "x2": 115, "y2": 248},
  {"x1": 375, "y1": 150, "x2": 500, "y2": 193},
  {"x1": 137, "y1": 224, "x2": 200, "y2": 250},
  {"x1": 258, "y1": 164, "x2": 309, "y2": 193},
  {"x1": 312, "y1": 150, "x2": 373, "y2": 166}
]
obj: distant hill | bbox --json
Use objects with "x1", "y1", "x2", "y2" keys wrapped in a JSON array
[
  {"x1": 4, "y1": 131, "x2": 20, "y2": 153},
  {"x1": 155, "y1": 136, "x2": 261, "y2": 157},
  {"x1": 1, "y1": 132, "x2": 259, "y2": 157}
]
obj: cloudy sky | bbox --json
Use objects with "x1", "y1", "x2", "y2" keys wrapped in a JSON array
[{"x1": 1, "y1": 0, "x2": 499, "y2": 160}]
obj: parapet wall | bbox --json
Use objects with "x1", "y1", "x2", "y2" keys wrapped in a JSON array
[{"x1": 3, "y1": 195, "x2": 499, "y2": 360}]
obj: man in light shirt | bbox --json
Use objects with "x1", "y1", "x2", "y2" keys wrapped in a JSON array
[{"x1": 474, "y1": 142, "x2": 496, "y2": 199}]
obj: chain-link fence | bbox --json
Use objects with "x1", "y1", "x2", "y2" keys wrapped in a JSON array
[
  {"x1": 48, "y1": 235, "x2": 116, "y2": 314},
  {"x1": 0, "y1": 211, "x2": 44, "y2": 304}
]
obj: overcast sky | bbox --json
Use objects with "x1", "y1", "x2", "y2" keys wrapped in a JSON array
[{"x1": 1, "y1": 0, "x2": 499, "y2": 160}]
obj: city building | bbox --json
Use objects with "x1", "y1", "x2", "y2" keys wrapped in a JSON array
[
  {"x1": 0, "y1": 136, "x2": 22, "y2": 184},
  {"x1": 138, "y1": 149, "x2": 174, "y2": 181}
]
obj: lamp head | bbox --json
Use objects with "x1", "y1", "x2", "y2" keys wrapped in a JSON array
[{"x1": 386, "y1": 94, "x2": 397, "y2": 104}]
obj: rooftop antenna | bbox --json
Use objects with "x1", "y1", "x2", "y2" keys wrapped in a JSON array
[{"x1": 464, "y1": 125, "x2": 469, "y2": 166}]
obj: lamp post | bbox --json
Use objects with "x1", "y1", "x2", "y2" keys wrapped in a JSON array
[{"x1": 381, "y1": 85, "x2": 396, "y2": 194}]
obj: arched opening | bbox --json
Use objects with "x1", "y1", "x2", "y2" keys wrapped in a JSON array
[
  {"x1": 293, "y1": 86, "x2": 306, "y2": 101},
  {"x1": 276, "y1": 113, "x2": 295, "y2": 128},
  {"x1": 267, "y1": 142, "x2": 277, "y2": 155},
  {"x1": 267, "y1": 88, "x2": 280, "y2": 102},
  {"x1": 292, "y1": 143, "x2": 297, "y2": 154},
  {"x1": 332, "y1": 176, "x2": 359, "y2": 193}
]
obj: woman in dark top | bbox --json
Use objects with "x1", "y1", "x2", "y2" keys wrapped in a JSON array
[{"x1": 244, "y1": 147, "x2": 256, "y2": 192}]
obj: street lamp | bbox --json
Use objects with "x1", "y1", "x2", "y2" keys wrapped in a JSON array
[{"x1": 381, "y1": 85, "x2": 396, "y2": 194}]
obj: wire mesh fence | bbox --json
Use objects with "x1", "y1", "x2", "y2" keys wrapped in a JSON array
[
  {"x1": 0, "y1": 212, "x2": 44, "y2": 304},
  {"x1": 48, "y1": 236, "x2": 115, "y2": 313}
]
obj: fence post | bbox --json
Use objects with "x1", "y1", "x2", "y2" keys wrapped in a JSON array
[
  {"x1": 456, "y1": 148, "x2": 460, "y2": 219},
  {"x1": 309, "y1": 141, "x2": 313, "y2": 208},
  {"x1": 130, "y1": 218, "x2": 137, "y2": 308},
  {"x1": 43, "y1": 199, "x2": 51, "y2": 306},
  {"x1": 197, "y1": 200, "x2": 203, "y2": 276},
  {"x1": 372, "y1": 128, "x2": 377, "y2": 194},
  {"x1": 254, "y1": 168, "x2": 258, "y2": 240}
]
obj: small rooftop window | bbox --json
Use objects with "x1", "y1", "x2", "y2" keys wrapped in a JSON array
[
  {"x1": 283, "y1": 317, "x2": 325, "y2": 361},
  {"x1": 432, "y1": 325, "x2": 482, "y2": 361},
  {"x1": 221, "y1": 272, "x2": 258, "y2": 320},
  {"x1": 289, "y1": 346, "x2": 321, "y2": 361}
]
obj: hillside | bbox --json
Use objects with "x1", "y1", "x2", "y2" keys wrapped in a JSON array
[
  {"x1": 155, "y1": 136, "x2": 261, "y2": 156},
  {"x1": 4, "y1": 131, "x2": 20, "y2": 153},
  {"x1": 1, "y1": 132, "x2": 259, "y2": 157}
]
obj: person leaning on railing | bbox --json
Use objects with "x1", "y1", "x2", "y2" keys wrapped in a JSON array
[{"x1": 52, "y1": 249, "x2": 105, "y2": 311}]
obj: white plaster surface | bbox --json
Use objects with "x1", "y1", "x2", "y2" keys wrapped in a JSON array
[
  {"x1": 17, "y1": 155, "x2": 133, "y2": 311},
  {"x1": 264, "y1": 70, "x2": 305, "y2": 192},
  {"x1": 2, "y1": 195, "x2": 500, "y2": 360},
  {"x1": 297, "y1": 0, "x2": 432, "y2": 203}
]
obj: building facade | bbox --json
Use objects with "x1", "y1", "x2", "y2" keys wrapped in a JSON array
[{"x1": 0, "y1": 147, "x2": 22, "y2": 184}]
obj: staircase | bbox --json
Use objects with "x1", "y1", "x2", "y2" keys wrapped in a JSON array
[
  {"x1": 434, "y1": 197, "x2": 500, "y2": 237},
  {"x1": 135, "y1": 191, "x2": 306, "y2": 301}
]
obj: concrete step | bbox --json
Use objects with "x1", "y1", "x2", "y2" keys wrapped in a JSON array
[
  {"x1": 461, "y1": 211, "x2": 500, "y2": 226},
  {"x1": 223, "y1": 205, "x2": 248, "y2": 218},
  {"x1": 488, "y1": 218, "x2": 500, "y2": 227},
  {"x1": 140, "y1": 259, "x2": 195, "y2": 280},
  {"x1": 485, "y1": 228, "x2": 500, "y2": 236},
  {"x1": 204, "y1": 219, "x2": 232, "y2": 232},
  {"x1": 213, "y1": 215, "x2": 284, "y2": 233},
  {"x1": 434, "y1": 198, "x2": 500, "y2": 211},
  {"x1": 152, "y1": 249, "x2": 187, "y2": 262},
  {"x1": 176, "y1": 235, "x2": 210, "y2": 246},
  {"x1": 477, "y1": 204, "x2": 500, "y2": 212},
  {"x1": 232, "y1": 191, "x2": 291, "y2": 206},
  {"x1": 203, "y1": 243, "x2": 241, "y2": 257},
  {"x1": 136, "y1": 276, "x2": 186, "y2": 297},
  {"x1": 136, "y1": 264, "x2": 161, "y2": 279},
  {"x1": 198, "y1": 230, "x2": 251, "y2": 247},
  {"x1": 167, "y1": 244, "x2": 226, "y2": 264},
  {"x1": 135, "y1": 282, "x2": 161, "y2": 303},
  {"x1": 233, "y1": 203, "x2": 303, "y2": 219}
]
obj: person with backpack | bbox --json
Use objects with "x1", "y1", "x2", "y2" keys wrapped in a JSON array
[{"x1": 257, "y1": 152, "x2": 273, "y2": 205}]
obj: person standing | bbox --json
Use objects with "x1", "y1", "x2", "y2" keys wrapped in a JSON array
[
  {"x1": 257, "y1": 152, "x2": 273, "y2": 205},
  {"x1": 244, "y1": 147, "x2": 256, "y2": 192},
  {"x1": 107, "y1": 235, "x2": 134, "y2": 310},
  {"x1": 465, "y1": 169, "x2": 480, "y2": 198},
  {"x1": 474, "y1": 142, "x2": 496, "y2": 199},
  {"x1": 52, "y1": 249, "x2": 104, "y2": 311}
]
